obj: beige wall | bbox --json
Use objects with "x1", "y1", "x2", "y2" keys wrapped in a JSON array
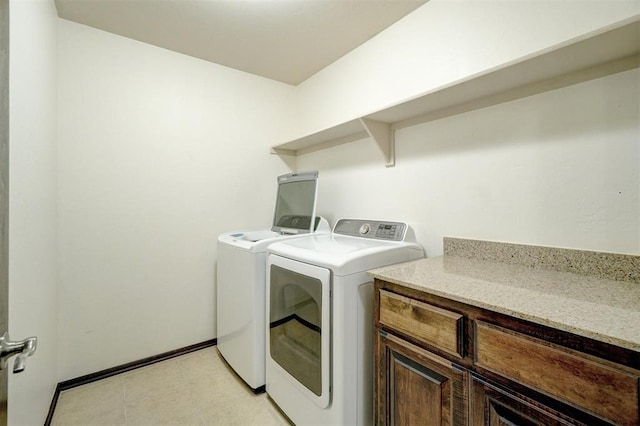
[
  {"x1": 56, "y1": 19, "x2": 295, "y2": 380},
  {"x1": 296, "y1": 0, "x2": 640, "y2": 135},
  {"x1": 298, "y1": 69, "x2": 640, "y2": 256},
  {"x1": 293, "y1": 0, "x2": 639, "y2": 255}
]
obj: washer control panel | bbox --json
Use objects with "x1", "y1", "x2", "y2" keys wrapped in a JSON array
[{"x1": 334, "y1": 219, "x2": 406, "y2": 241}]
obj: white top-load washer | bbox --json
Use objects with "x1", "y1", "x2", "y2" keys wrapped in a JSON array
[
  {"x1": 217, "y1": 171, "x2": 330, "y2": 391},
  {"x1": 266, "y1": 219, "x2": 424, "y2": 425}
]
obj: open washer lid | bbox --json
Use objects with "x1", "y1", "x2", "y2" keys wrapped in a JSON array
[{"x1": 271, "y1": 171, "x2": 319, "y2": 235}]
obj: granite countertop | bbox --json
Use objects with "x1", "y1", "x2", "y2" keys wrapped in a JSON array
[{"x1": 368, "y1": 238, "x2": 640, "y2": 352}]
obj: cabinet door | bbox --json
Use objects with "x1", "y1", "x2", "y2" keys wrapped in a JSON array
[
  {"x1": 376, "y1": 330, "x2": 467, "y2": 426},
  {"x1": 470, "y1": 374, "x2": 609, "y2": 426}
]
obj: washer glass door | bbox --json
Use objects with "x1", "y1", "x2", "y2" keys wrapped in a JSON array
[{"x1": 268, "y1": 255, "x2": 330, "y2": 408}]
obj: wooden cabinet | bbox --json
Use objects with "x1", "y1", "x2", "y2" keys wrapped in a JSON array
[
  {"x1": 470, "y1": 375, "x2": 589, "y2": 426},
  {"x1": 474, "y1": 321, "x2": 639, "y2": 425},
  {"x1": 376, "y1": 330, "x2": 467, "y2": 426},
  {"x1": 374, "y1": 279, "x2": 640, "y2": 426},
  {"x1": 378, "y1": 290, "x2": 464, "y2": 359}
]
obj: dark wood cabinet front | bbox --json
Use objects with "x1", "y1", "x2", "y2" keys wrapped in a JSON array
[
  {"x1": 470, "y1": 374, "x2": 608, "y2": 426},
  {"x1": 374, "y1": 279, "x2": 640, "y2": 426},
  {"x1": 474, "y1": 321, "x2": 638, "y2": 425},
  {"x1": 376, "y1": 330, "x2": 467, "y2": 426}
]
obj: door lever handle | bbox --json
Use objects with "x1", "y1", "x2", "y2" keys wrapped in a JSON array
[{"x1": 0, "y1": 332, "x2": 37, "y2": 373}]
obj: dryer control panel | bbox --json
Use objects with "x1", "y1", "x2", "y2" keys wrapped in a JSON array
[{"x1": 333, "y1": 219, "x2": 407, "y2": 241}]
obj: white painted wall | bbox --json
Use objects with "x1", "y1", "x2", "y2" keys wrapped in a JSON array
[
  {"x1": 296, "y1": 0, "x2": 640, "y2": 135},
  {"x1": 57, "y1": 19, "x2": 295, "y2": 380},
  {"x1": 295, "y1": 0, "x2": 640, "y2": 257},
  {"x1": 298, "y1": 69, "x2": 640, "y2": 256},
  {"x1": 9, "y1": 0, "x2": 59, "y2": 424}
]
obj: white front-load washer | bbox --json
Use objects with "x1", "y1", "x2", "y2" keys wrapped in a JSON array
[
  {"x1": 216, "y1": 171, "x2": 330, "y2": 391},
  {"x1": 266, "y1": 219, "x2": 424, "y2": 425}
]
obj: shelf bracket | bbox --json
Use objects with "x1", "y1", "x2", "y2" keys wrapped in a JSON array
[{"x1": 360, "y1": 117, "x2": 395, "y2": 167}]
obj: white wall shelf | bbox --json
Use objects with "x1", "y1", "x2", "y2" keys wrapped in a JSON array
[{"x1": 271, "y1": 19, "x2": 640, "y2": 168}]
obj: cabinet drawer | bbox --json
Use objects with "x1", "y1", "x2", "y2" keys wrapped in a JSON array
[
  {"x1": 379, "y1": 290, "x2": 464, "y2": 358},
  {"x1": 475, "y1": 321, "x2": 639, "y2": 426}
]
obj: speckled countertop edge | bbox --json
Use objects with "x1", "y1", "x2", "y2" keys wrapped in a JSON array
[{"x1": 369, "y1": 239, "x2": 640, "y2": 352}]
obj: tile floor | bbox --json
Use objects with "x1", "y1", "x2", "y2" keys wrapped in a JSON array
[{"x1": 51, "y1": 347, "x2": 292, "y2": 425}]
